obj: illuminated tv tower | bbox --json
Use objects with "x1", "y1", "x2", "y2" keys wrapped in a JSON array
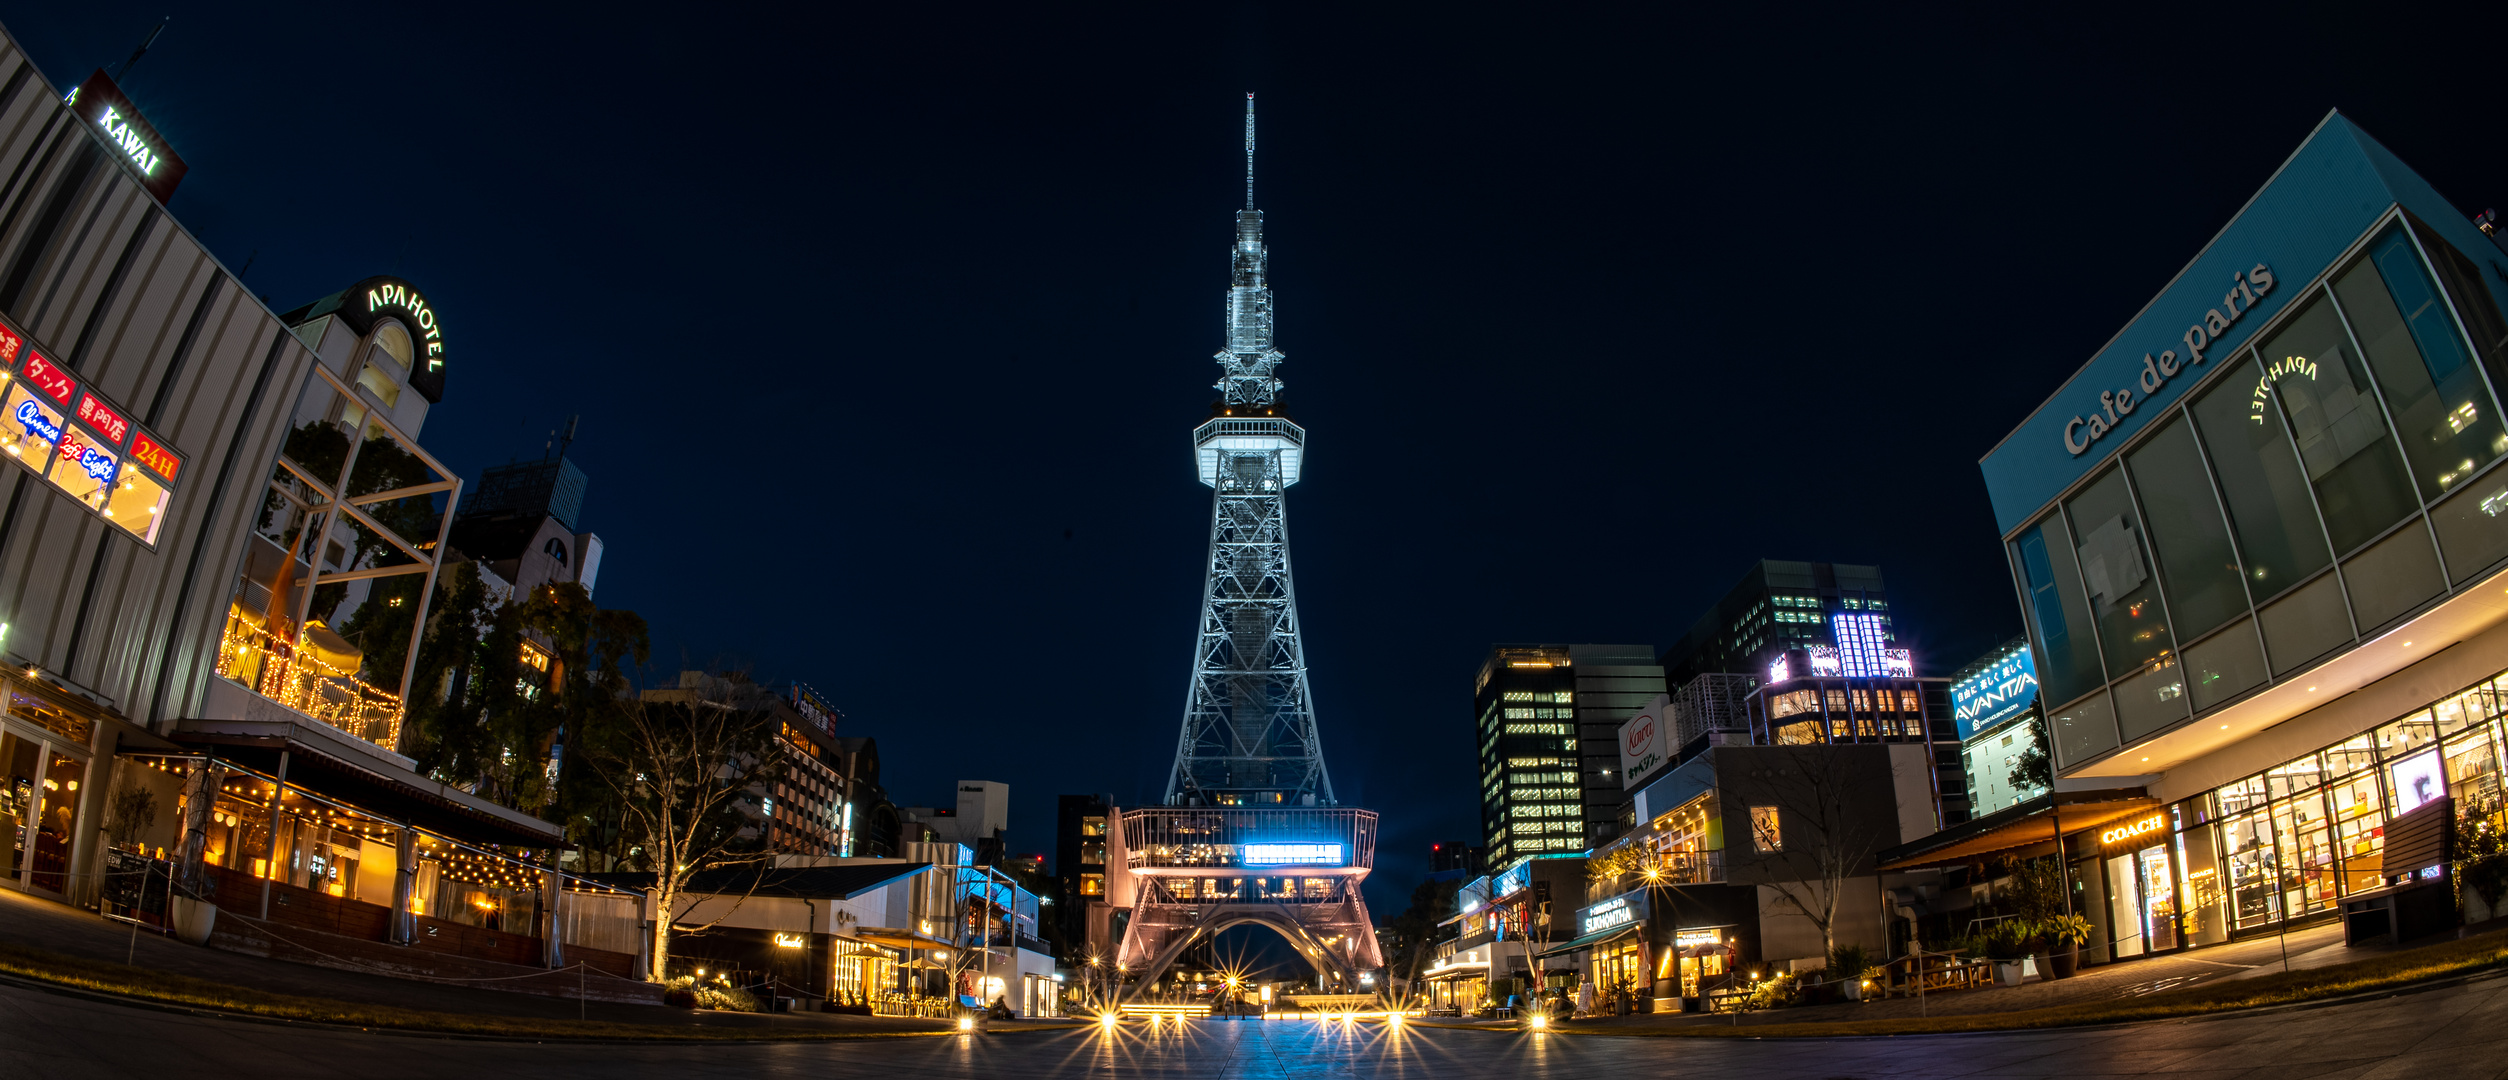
[
  {"x1": 1105, "y1": 101, "x2": 1379, "y2": 995},
  {"x1": 1166, "y1": 93, "x2": 1335, "y2": 807}
]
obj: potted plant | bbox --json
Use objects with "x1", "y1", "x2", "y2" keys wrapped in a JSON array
[
  {"x1": 2042, "y1": 913, "x2": 2091, "y2": 978},
  {"x1": 1984, "y1": 919, "x2": 2033, "y2": 987},
  {"x1": 1830, "y1": 943, "x2": 1873, "y2": 1002}
]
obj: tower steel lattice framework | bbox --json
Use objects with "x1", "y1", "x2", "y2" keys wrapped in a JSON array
[
  {"x1": 1108, "y1": 96, "x2": 1381, "y2": 998},
  {"x1": 1167, "y1": 93, "x2": 1333, "y2": 808}
]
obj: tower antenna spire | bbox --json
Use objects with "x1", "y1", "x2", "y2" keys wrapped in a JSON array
[{"x1": 1243, "y1": 92, "x2": 1256, "y2": 209}]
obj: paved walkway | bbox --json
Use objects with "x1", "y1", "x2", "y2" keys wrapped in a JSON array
[
  {"x1": 0, "y1": 886, "x2": 989, "y2": 1033},
  {"x1": 9, "y1": 967, "x2": 2508, "y2": 1078},
  {"x1": 1538, "y1": 920, "x2": 2439, "y2": 1030}
]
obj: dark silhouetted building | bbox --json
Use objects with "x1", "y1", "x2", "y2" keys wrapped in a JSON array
[
  {"x1": 1054, "y1": 794, "x2": 1111, "y2": 954},
  {"x1": 1660, "y1": 561, "x2": 1901, "y2": 686}
]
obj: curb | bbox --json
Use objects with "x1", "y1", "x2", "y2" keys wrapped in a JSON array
[{"x1": 0, "y1": 965, "x2": 1087, "y2": 1044}]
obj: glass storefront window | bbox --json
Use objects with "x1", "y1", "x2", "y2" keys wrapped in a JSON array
[
  {"x1": 2175, "y1": 809, "x2": 2229, "y2": 947},
  {"x1": 2126, "y1": 416, "x2": 2251, "y2": 639},
  {"x1": 2015, "y1": 513, "x2": 2105, "y2": 709},
  {"x1": 2190, "y1": 352, "x2": 2334, "y2": 600},
  {"x1": 2218, "y1": 808, "x2": 2279, "y2": 930},
  {"x1": 2271, "y1": 795, "x2": 2337, "y2": 917},
  {"x1": 2435, "y1": 686, "x2": 2493, "y2": 736},
  {"x1": 102, "y1": 464, "x2": 171, "y2": 544},
  {"x1": 44, "y1": 425, "x2": 119, "y2": 511},
  {"x1": 1, "y1": 732, "x2": 34, "y2": 884},
  {"x1": 2323, "y1": 734, "x2": 2377, "y2": 777},
  {"x1": 2444, "y1": 727, "x2": 2501, "y2": 820},
  {"x1": 0, "y1": 383, "x2": 64, "y2": 468},
  {"x1": 2332, "y1": 226, "x2": 2506, "y2": 502},
  {"x1": 2264, "y1": 756, "x2": 2323, "y2": 799},
  {"x1": 2255, "y1": 292, "x2": 2420, "y2": 555},
  {"x1": 2375, "y1": 712, "x2": 2438, "y2": 766}
]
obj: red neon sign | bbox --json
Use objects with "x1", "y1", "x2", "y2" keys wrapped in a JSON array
[
  {"x1": 20, "y1": 352, "x2": 75, "y2": 405},
  {"x1": 128, "y1": 431, "x2": 181, "y2": 481},
  {"x1": 75, "y1": 392, "x2": 130, "y2": 447}
]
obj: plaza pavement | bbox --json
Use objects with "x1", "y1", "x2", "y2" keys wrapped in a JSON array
[{"x1": 7, "y1": 960, "x2": 2508, "y2": 1078}]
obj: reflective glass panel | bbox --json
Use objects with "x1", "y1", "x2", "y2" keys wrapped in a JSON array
[
  {"x1": 2125, "y1": 416, "x2": 2249, "y2": 639},
  {"x1": 2014, "y1": 515, "x2": 2104, "y2": 707},
  {"x1": 2333, "y1": 226, "x2": 2506, "y2": 501},
  {"x1": 2065, "y1": 468, "x2": 2173, "y2": 675},
  {"x1": 2191, "y1": 352, "x2": 2333, "y2": 599},
  {"x1": 2256, "y1": 291, "x2": 2419, "y2": 554}
]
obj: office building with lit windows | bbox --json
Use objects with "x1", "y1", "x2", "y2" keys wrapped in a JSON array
[
  {"x1": 1911, "y1": 111, "x2": 2508, "y2": 966},
  {"x1": 1659, "y1": 561, "x2": 1901, "y2": 686},
  {"x1": 1472, "y1": 644, "x2": 1667, "y2": 868}
]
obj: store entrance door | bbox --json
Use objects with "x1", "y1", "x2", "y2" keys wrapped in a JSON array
[
  {"x1": 2105, "y1": 844, "x2": 2180, "y2": 959},
  {"x1": 2, "y1": 730, "x2": 88, "y2": 896}
]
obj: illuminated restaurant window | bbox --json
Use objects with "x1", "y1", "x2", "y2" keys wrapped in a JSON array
[{"x1": 1749, "y1": 806, "x2": 1781, "y2": 853}]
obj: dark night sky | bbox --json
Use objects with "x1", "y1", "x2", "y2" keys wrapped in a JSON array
[{"x1": 8, "y1": 4, "x2": 2505, "y2": 915}]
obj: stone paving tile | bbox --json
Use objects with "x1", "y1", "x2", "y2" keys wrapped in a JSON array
[{"x1": 15, "y1": 968, "x2": 2508, "y2": 1079}]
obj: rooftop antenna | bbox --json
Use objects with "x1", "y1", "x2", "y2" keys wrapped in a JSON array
[
  {"x1": 555, "y1": 414, "x2": 579, "y2": 460},
  {"x1": 115, "y1": 17, "x2": 170, "y2": 82},
  {"x1": 1243, "y1": 92, "x2": 1256, "y2": 209}
]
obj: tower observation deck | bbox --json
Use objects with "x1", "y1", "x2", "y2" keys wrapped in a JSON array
[{"x1": 1100, "y1": 96, "x2": 1381, "y2": 996}]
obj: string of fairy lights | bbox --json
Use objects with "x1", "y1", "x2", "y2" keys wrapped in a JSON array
[{"x1": 213, "y1": 610, "x2": 403, "y2": 747}]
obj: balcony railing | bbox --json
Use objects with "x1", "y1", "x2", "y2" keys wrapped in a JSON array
[
  {"x1": 215, "y1": 608, "x2": 403, "y2": 749},
  {"x1": 1120, "y1": 807, "x2": 1377, "y2": 870},
  {"x1": 1655, "y1": 848, "x2": 1723, "y2": 885}
]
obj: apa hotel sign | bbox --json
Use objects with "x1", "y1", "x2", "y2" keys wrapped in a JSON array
[{"x1": 66, "y1": 71, "x2": 188, "y2": 204}]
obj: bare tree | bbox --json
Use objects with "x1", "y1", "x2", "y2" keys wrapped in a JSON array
[
  {"x1": 1746, "y1": 747, "x2": 1889, "y2": 966},
  {"x1": 583, "y1": 680, "x2": 785, "y2": 981}
]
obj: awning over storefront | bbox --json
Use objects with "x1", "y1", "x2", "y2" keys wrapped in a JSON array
[
  {"x1": 166, "y1": 715, "x2": 564, "y2": 846},
  {"x1": 1536, "y1": 923, "x2": 1640, "y2": 959},
  {"x1": 851, "y1": 926, "x2": 953, "y2": 951},
  {"x1": 1419, "y1": 961, "x2": 1490, "y2": 981},
  {"x1": 1878, "y1": 786, "x2": 2157, "y2": 871}
]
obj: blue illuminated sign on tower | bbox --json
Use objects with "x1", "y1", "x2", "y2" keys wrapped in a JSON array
[{"x1": 1953, "y1": 642, "x2": 2039, "y2": 741}]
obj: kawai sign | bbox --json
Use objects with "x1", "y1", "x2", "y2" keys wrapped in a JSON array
[{"x1": 66, "y1": 70, "x2": 188, "y2": 204}]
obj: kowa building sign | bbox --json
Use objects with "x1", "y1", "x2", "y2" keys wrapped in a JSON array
[{"x1": 1978, "y1": 111, "x2": 2508, "y2": 535}]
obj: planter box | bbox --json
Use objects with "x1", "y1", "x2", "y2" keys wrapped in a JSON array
[{"x1": 1993, "y1": 961, "x2": 2026, "y2": 987}]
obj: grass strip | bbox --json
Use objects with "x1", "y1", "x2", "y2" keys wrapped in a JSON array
[
  {"x1": 1549, "y1": 932, "x2": 2508, "y2": 1038},
  {"x1": 0, "y1": 940, "x2": 1083, "y2": 1041}
]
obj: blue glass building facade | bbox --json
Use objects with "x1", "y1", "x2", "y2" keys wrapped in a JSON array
[{"x1": 1981, "y1": 112, "x2": 2508, "y2": 952}]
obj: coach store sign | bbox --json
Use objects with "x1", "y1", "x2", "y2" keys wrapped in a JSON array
[{"x1": 2098, "y1": 812, "x2": 2169, "y2": 854}]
